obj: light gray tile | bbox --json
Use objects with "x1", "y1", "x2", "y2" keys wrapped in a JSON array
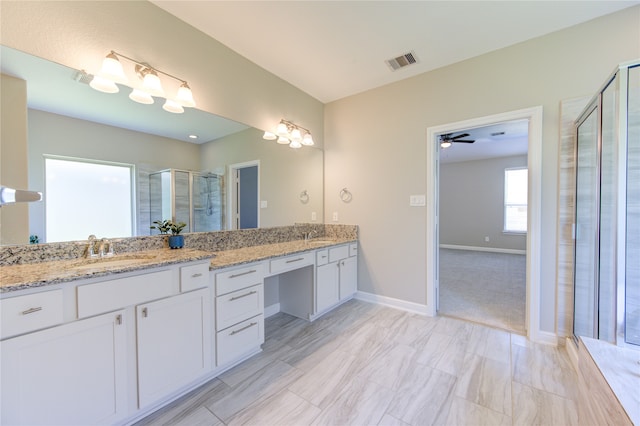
[
  {"x1": 512, "y1": 381, "x2": 579, "y2": 426},
  {"x1": 413, "y1": 331, "x2": 453, "y2": 367},
  {"x1": 357, "y1": 343, "x2": 419, "y2": 390},
  {"x1": 377, "y1": 413, "x2": 410, "y2": 426},
  {"x1": 455, "y1": 353, "x2": 512, "y2": 416},
  {"x1": 444, "y1": 396, "x2": 511, "y2": 426},
  {"x1": 228, "y1": 389, "x2": 321, "y2": 426},
  {"x1": 511, "y1": 343, "x2": 577, "y2": 399}
]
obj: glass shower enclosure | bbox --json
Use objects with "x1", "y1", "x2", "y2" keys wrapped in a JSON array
[
  {"x1": 149, "y1": 169, "x2": 224, "y2": 234},
  {"x1": 573, "y1": 61, "x2": 639, "y2": 347}
]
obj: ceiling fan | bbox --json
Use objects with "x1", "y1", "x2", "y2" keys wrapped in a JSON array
[{"x1": 439, "y1": 132, "x2": 475, "y2": 148}]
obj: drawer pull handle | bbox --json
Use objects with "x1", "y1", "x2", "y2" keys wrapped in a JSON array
[
  {"x1": 286, "y1": 257, "x2": 305, "y2": 264},
  {"x1": 21, "y1": 307, "x2": 42, "y2": 315},
  {"x1": 230, "y1": 290, "x2": 257, "y2": 301},
  {"x1": 229, "y1": 269, "x2": 257, "y2": 279},
  {"x1": 230, "y1": 322, "x2": 257, "y2": 336},
  {"x1": 191, "y1": 273, "x2": 203, "y2": 278},
  {"x1": 321, "y1": 255, "x2": 327, "y2": 259}
]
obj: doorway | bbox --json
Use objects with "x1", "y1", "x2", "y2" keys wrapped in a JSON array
[
  {"x1": 426, "y1": 106, "x2": 546, "y2": 343},
  {"x1": 228, "y1": 161, "x2": 259, "y2": 230},
  {"x1": 437, "y1": 121, "x2": 528, "y2": 334}
]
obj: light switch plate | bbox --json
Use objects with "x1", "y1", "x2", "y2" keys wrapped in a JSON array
[
  {"x1": 260, "y1": 200, "x2": 268, "y2": 208},
  {"x1": 410, "y1": 195, "x2": 426, "y2": 206},
  {"x1": 332, "y1": 212, "x2": 339, "y2": 221},
  {"x1": 311, "y1": 212, "x2": 317, "y2": 221}
]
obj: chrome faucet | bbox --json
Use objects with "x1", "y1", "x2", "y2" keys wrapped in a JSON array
[
  {"x1": 87, "y1": 235, "x2": 98, "y2": 258},
  {"x1": 99, "y1": 238, "x2": 114, "y2": 257},
  {"x1": 305, "y1": 230, "x2": 318, "y2": 242}
]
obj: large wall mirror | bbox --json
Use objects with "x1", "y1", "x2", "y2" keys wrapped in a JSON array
[{"x1": 0, "y1": 45, "x2": 324, "y2": 245}]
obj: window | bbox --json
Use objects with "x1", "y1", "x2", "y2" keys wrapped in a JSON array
[
  {"x1": 504, "y1": 167, "x2": 528, "y2": 233},
  {"x1": 45, "y1": 157, "x2": 135, "y2": 242}
]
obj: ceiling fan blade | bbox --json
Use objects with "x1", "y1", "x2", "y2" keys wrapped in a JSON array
[
  {"x1": 453, "y1": 140, "x2": 475, "y2": 143},
  {"x1": 451, "y1": 133, "x2": 470, "y2": 140}
]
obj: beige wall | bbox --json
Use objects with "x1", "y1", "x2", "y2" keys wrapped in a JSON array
[
  {"x1": 440, "y1": 155, "x2": 527, "y2": 251},
  {"x1": 324, "y1": 7, "x2": 640, "y2": 333},
  {"x1": 0, "y1": 74, "x2": 29, "y2": 245},
  {"x1": 200, "y1": 128, "x2": 324, "y2": 228}
]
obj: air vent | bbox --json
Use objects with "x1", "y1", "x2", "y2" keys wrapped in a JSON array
[
  {"x1": 73, "y1": 70, "x2": 94, "y2": 85},
  {"x1": 490, "y1": 131, "x2": 506, "y2": 137},
  {"x1": 385, "y1": 51, "x2": 418, "y2": 71}
]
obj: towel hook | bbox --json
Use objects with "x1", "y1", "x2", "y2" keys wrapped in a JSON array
[{"x1": 340, "y1": 188, "x2": 352, "y2": 203}]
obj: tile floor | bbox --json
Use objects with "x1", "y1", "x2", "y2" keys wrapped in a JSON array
[
  {"x1": 136, "y1": 300, "x2": 578, "y2": 426},
  {"x1": 439, "y1": 249, "x2": 526, "y2": 334}
]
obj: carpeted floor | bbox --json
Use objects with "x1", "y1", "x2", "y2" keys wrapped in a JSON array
[{"x1": 439, "y1": 248, "x2": 526, "y2": 334}]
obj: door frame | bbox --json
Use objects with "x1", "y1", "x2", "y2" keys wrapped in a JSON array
[
  {"x1": 227, "y1": 160, "x2": 260, "y2": 230},
  {"x1": 426, "y1": 106, "x2": 545, "y2": 342}
]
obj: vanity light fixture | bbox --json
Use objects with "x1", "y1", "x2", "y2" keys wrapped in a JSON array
[
  {"x1": 263, "y1": 119, "x2": 314, "y2": 149},
  {"x1": 89, "y1": 50, "x2": 196, "y2": 114}
]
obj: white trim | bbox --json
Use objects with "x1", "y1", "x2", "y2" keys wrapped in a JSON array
[
  {"x1": 264, "y1": 303, "x2": 281, "y2": 318},
  {"x1": 440, "y1": 244, "x2": 526, "y2": 255},
  {"x1": 426, "y1": 106, "x2": 547, "y2": 343},
  {"x1": 534, "y1": 330, "x2": 560, "y2": 346},
  {"x1": 355, "y1": 291, "x2": 431, "y2": 316}
]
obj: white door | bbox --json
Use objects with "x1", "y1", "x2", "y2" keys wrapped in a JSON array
[{"x1": 1, "y1": 311, "x2": 128, "y2": 425}]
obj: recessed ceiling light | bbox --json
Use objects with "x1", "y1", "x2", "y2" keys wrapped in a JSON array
[{"x1": 188, "y1": 134, "x2": 198, "y2": 139}]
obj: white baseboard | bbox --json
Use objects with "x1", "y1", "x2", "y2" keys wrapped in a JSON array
[
  {"x1": 565, "y1": 337, "x2": 579, "y2": 372},
  {"x1": 355, "y1": 291, "x2": 431, "y2": 316},
  {"x1": 264, "y1": 303, "x2": 280, "y2": 318},
  {"x1": 440, "y1": 244, "x2": 526, "y2": 255},
  {"x1": 530, "y1": 329, "x2": 559, "y2": 346}
]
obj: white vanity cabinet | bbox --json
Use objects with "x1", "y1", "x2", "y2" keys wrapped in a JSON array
[
  {"x1": 136, "y1": 287, "x2": 211, "y2": 408},
  {"x1": 214, "y1": 262, "x2": 266, "y2": 366},
  {"x1": 0, "y1": 258, "x2": 214, "y2": 426},
  {"x1": 315, "y1": 243, "x2": 358, "y2": 314},
  {"x1": 0, "y1": 309, "x2": 129, "y2": 425}
]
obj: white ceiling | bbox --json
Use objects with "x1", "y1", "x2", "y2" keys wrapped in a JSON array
[{"x1": 152, "y1": 0, "x2": 639, "y2": 103}]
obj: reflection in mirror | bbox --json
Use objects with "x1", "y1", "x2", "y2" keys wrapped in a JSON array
[{"x1": 0, "y1": 45, "x2": 324, "y2": 245}]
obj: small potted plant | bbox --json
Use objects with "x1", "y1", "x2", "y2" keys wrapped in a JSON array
[{"x1": 151, "y1": 219, "x2": 187, "y2": 249}]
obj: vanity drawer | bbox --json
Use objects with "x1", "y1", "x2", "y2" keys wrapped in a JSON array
[
  {"x1": 349, "y1": 243, "x2": 358, "y2": 257},
  {"x1": 329, "y1": 245, "x2": 349, "y2": 263},
  {"x1": 270, "y1": 252, "x2": 314, "y2": 275},
  {"x1": 215, "y1": 263, "x2": 265, "y2": 296},
  {"x1": 216, "y1": 284, "x2": 264, "y2": 331},
  {"x1": 77, "y1": 270, "x2": 173, "y2": 318},
  {"x1": 316, "y1": 249, "x2": 329, "y2": 266},
  {"x1": 216, "y1": 314, "x2": 264, "y2": 366},
  {"x1": 1, "y1": 290, "x2": 64, "y2": 339},
  {"x1": 180, "y1": 262, "x2": 210, "y2": 292}
]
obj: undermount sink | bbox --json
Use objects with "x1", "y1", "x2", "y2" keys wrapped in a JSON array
[{"x1": 72, "y1": 254, "x2": 157, "y2": 271}]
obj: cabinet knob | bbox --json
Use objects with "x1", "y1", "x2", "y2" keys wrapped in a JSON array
[
  {"x1": 115, "y1": 314, "x2": 122, "y2": 325},
  {"x1": 141, "y1": 307, "x2": 148, "y2": 318}
]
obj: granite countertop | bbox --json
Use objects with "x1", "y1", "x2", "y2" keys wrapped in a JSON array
[
  {"x1": 581, "y1": 337, "x2": 640, "y2": 425},
  {"x1": 0, "y1": 238, "x2": 355, "y2": 293},
  {"x1": 209, "y1": 238, "x2": 355, "y2": 270},
  {"x1": 0, "y1": 248, "x2": 215, "y2": 293}
]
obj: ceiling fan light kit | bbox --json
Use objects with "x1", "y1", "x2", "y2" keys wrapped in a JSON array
[{"x1": 439, "y1": 132, "x2": 475, "y2": 148}]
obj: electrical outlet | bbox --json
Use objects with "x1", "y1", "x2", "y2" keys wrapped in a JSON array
[
  {"x1": 409, "y1": 195, "x2": 426, "y2": 206},
  {"x1": 484, "y1": 236, "x2": 490, "y2": 242},
  {"x1": 311, "y1": 211, "x2": 317, "y2": 221},
  {"x1": 260, "y1": 200, "x2": 268, "y2": 209},
  {"x1": 332, "y1": 212, "x2": 339, "y2": 222}
]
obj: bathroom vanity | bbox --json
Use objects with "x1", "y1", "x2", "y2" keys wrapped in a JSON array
[{"x1": 0, "y1": 236, "x2": 357, "y2": 425}]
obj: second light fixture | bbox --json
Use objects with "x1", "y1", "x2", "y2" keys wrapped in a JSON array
[{"x1": 263, "y1": 119, "x2": 314, "y2": 148}]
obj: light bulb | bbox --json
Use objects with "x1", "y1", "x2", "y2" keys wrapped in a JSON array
[
  {"x1": 289, "y1": 140, "x2": 302, "y2": 149},
  {"x1": 176, "y1": 82, "x2": 196, "y2": 107},
  {"x1": 141, "y1": 70, "x2": 165, "y2": 97},
  {"x1": 89, "y1": 75, "x2": 119, "y2": 93},
  {"x1": 100, "y1": 52, "x2": 127, "y2": 84},
  {"x1": 129, "y1": 88, "x2": 154, "y2": 104},
  {"x1": 302, "y1": 133, "x2": 314, "y2": 146},
  {"x1": 277, "y1": 136, "x2": 290, "y2": 145},
  {"x1": 263, "y1": 131, "x2": 277, "y2": 140},
  {"x1": 163, "y1": 99, "x2": 184, "y2": 114},
  {"x1": 276, "y1": 122, "x2": 289, "y2": 137},
  {"x1": 290, "y1": 128, "x2": 302, "y2": 142},
  {"x1": 440, "y1": 141, "x2": 452, "y2": 149}
]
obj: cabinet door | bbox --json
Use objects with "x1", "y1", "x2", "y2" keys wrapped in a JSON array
[
  {"x1": 339, "y1": 256, "x2": 358, "y2": 301},
  {"x1": 137, "y1": 288, "x2": 211, "y2": 408},
  {"x1": 1, "y1": 311, "x2": 128, "y2": 425},
  {"x1": 316, "y1": 262, "x2": 339, "y2": 313}
]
